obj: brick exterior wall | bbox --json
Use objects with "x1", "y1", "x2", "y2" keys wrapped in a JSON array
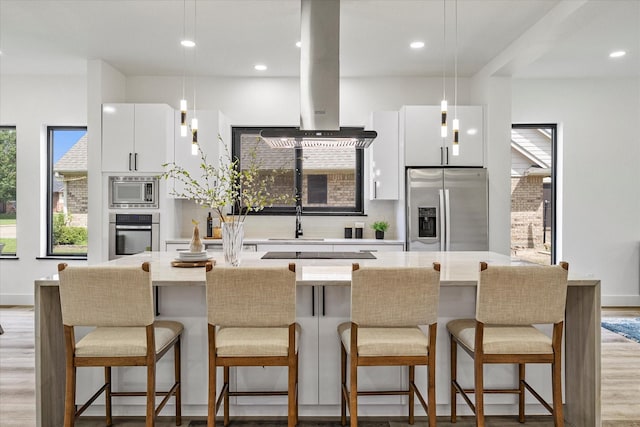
[
  {"x1": 254, "y1": 170, "x2": 355, "y2": 207},
  {"x1": 511, "y1": 175, "x2": 544, "y2": 249}
]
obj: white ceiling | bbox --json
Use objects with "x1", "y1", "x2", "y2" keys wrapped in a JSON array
[{"x1": 0, "y1": 0, "x2": 638, "y2": 79}]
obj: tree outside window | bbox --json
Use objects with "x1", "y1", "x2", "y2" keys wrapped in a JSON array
[{"x1": 0, "y1": 127, "x2": 17, "y2": 256}]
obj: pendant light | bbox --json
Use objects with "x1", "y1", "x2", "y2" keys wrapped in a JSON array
[
  {"x1": 179, "y1": 0, "x2": 188, "y2": 137},
  {"x1": 190, "y1": 0, "x2": 199, "y2": 155},
  {"x1": 452, "y1": 0, "x2": 460, "y2": 156},
  {"x1": 440, "y1": 0, "x2": 448, "y2": 139}
]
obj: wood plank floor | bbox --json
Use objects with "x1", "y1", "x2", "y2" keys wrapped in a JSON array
[{"x1": 1, "y1": 306, "x2": 638, "y2": 427}]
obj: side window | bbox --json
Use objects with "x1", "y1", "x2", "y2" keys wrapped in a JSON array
[
  {"x1": 0, "y1": 127, "x2": 17, "y2": 256},
  {"x1": 47, "y1": 127, "x2": 88, "y2": 257}
]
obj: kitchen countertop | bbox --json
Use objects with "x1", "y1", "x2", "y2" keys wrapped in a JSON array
[{"x1": 165, "y1": 237, "x2": 405, "y2": 245}]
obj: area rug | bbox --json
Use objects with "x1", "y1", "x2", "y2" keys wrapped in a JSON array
[
  {"x1": 601, "y1": 317, "x2": 640, "y2": 344},
  {"x1": 188, "y1": 421, "x2": 389, "y2": 427}
]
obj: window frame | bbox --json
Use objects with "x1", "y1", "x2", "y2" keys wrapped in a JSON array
[
  {"x1": 231, "y1": 126, "x2": 364, "y2": 215},
  {"x1": 0, "y1": 126, "x2": 17, "y2": 257},
  {"x1": 511, "y1": 123, "x2": 557, "y2": 264},
  {"x1": 46, "y1": 126, "x2": 88, "y2": 258}
]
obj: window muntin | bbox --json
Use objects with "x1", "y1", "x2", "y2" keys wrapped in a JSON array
[
  {"x1": 232, "y1": 127, "x2": 363, "y2": 214},
  {"x1": 47, "y1": 127, "x2": 88, "y2": 257},
  {"x1": 0, "y1": 127, "x2": 17, "y2": 256}
]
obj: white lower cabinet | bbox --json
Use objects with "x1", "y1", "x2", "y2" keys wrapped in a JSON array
[{"x1": 234, "y1": 285, "x2": 402, "y2": 408}]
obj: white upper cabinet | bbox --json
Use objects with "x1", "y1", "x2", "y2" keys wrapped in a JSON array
[
  {"x1": 169, "y1": 110, "x2": 219, "y2": 198},
  {"x1": 368, "y1": 111, "x2": 399, "y2": 200},
  {"x1": 402, "y1": 105, "x2": 484, "y2": 167},
  {"x1": 102, "y1": 103, "x2": 173, "y2": 173}
]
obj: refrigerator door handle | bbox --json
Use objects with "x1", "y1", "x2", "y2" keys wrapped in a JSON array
[
  {"x1": 439, "y1": 189, "x2": 445, "y2": 251},
  {"x1": 444, "y1": 189, "x2": 451, "y2": 251}
]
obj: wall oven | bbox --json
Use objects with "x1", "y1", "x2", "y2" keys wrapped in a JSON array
[
  {"x1": 108, "y1": 213, "x2": 160, "y2": 260},
  {"x1": 109, "y1": 176, "x2": 159, "y2": 209}
]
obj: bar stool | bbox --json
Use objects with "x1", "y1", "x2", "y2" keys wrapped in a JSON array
[
  {"x1": 57, "y1": 262, "x2": 183, "y2": 427},
  {"x1": 447, "y1": 261, "x2": 569, "y2": 427},
  {"x1": 205, "y1": 263, "x2": 298, "y2": 427},
  {"x1": 339, "y1": 263, "x2": 441, "y2": 427}
]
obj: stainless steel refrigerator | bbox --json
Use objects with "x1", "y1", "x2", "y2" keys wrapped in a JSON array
[{"x1": 406, "y1": 168, "x2": 488, "y2": 251}]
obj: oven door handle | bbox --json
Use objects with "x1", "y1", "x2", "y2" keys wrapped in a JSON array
[{"x1": 114, "y1": 225, "x2": 153, "y2": 230}]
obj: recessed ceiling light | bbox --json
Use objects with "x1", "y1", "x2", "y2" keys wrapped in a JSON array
[
  {"x1": 466, "y1": 128, "x2": 478, "y2": 135},
  {"x1": 410, "y1": 41, "x2": 425, "y2": 49},
  {"x1": 296, "y1": 41, "x2": 302, "y2": 48},
  {"x1": 254, "y1": 64, "x2": 267, "y2": 71},
  {"x1": 102, "y1": 106, "x2": 116, "y2": 114},
  {"x1": 609, "y1": 50, "x2": 626, "y2": 58},
  {"x1": 181, "y1": 40, "x2": 196, "y2": 48}
]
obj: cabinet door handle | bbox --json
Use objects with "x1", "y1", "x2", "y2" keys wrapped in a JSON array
[
  {"x1": 128, "y1": 153, "x2": 132, "y2": 171},
  {"x1": 311, "y1": 286, "x2": 315, "y2": 317},
  {"x1": 440, "y1": 147, "x2": 444, "y2": 165},
  {"x1": 446, "y1": 147, "x2": 449, "y2": 164},
  {"x1": 374, "y1": 181, "x2": 377, "y2": 199},
  {"x1": 322, "y1": 285, "x2": 326, "y2": 317},
  {"x1": 134, "y1": 153, "x2": 138, "y2": 171}
]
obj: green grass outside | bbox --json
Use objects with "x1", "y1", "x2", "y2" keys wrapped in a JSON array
[
  {"x1": 0, "y1": 212, "x2": 16, "y2": 225},
  {"x1": 52, "y1": 245, "x2": 88, "y2": 255},
  {"x1": 0, "y1": 238, "x2": 17, "y2": 254}
]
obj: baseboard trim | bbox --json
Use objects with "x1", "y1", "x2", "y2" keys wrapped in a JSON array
[
  {"x1": 602, "y1": 295, "x2": 640, "y2": 307},
  {"x1": 0, "y1": 294, "x2": 34, "y2": 306}
]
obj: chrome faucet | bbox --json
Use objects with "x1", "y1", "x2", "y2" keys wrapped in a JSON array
[{"x1": 295, "y1": 205, "x2": 303, "y2": 238}]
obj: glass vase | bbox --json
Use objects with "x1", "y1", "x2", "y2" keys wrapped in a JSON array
[{"x1": 222, "y1": 221, "x2": 244, "y2": 266}]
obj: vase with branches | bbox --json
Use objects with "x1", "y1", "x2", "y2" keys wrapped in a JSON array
[{"x1": 161, "y1": 135, "x2": 292, "y2": 265}]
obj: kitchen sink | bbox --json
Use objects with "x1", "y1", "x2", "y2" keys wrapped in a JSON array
[{"x1": 267, "y1": 238, "x2": 325, "y2": 241}]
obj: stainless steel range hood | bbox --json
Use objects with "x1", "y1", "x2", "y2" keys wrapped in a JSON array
[{"x1": 260, "y1": 0, "x2": 377, "y2": 149}]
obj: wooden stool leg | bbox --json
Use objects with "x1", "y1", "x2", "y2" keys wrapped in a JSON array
[
  {"x1": 223, "y1": 367, "x2": 230, "y2": 427},
  {"x1": 450, "y1": 337, "x2": 457, "y2": 423},
  {"x1": 519, "y1": 363, "x2": 525, "y2": 423},
  {"x1": 428, "y1": 357, "x2": 436, "y2": 427},
  {"x1": 105, "y1": 367, "x2": 112, "y2": 427},
  {"x1": 340, "y1": 343, "x2": 347, "y2": 426},
  {"x1": 64, "y1": 365, "x2": 76, "y2": 427},
  {"x1": 208, "y1": 325, "x2": 216, "y2": 427},
  {"x1": 409, "y1": 365, "x2": 415, "y2": 424},
  {"x1": 552, "y1": 357, "x2": 564, "y2": 427},
  {"x1": 349, "y1": 358, "x2": 358, "y2": 427},
  {"x1": 175, "y1": 339, "x2": 182, "y2": 426},
  {"x1": 288, "y1": 356, "x2": 296, "y2": 427},
  {"x1": 295, "y1": 353, "x2": 299, "y2": 425},
  {"x1": 474, "y1": 358, "x2": 484, "y2": 427},
  {"x1": 146, "y1": 362, "x2": 156, "y2": 427}
]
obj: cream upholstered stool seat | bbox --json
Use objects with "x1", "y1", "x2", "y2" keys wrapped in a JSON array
[
  {"x1": 57, "y1": 262, "x2": 183, "y2": 427},
  {"x1": 206, "y1": 263, "x2": 298, "y2": 427},
  {"x1": 447, "y1": 261, "x2": 569, "y2": 427},
  {"x1": 339, "y1": 263, "x2": 441, "y2": 427}
]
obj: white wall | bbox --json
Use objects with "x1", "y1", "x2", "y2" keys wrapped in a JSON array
[
  {"x1": 0, "y1": 74, "x2": 88, "y2": 304},
  {"x1": 512, "y1": 77, "x2": 640, "y2": 305}
]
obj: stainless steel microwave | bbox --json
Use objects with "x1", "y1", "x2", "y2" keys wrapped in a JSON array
[{"x1": 109, "y1": 176, "x2": 159, "y2": 209}]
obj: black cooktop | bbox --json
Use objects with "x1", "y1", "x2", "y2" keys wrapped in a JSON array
[{"x1": 261, "y1": 251, "x2": 377, "y2": 260}]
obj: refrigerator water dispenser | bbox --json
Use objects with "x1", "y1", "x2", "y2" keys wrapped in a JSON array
[{"x1": 418, "y1": 207, "x2": 437, "y2": 238}]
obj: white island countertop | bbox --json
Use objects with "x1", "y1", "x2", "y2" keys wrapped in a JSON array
[{"x1": 165, "y1": 237, "x2": 405, "y2": 245}]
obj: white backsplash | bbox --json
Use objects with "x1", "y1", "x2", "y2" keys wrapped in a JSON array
[{"x1": 174, "y1": 199, "x2": 400, "y2": 240}]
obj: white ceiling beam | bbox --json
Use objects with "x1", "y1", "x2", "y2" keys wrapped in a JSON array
[{"x1": 473, "y1": 0, "x2": 589, "y2": 80}]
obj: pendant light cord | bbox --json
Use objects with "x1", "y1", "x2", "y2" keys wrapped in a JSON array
[
  {"x1": 182, "y1": 0, "x2": 186, "y2": 101},
  {"x1": 442, "y1": 0, "x2": 446, "y2": 101},
  {"x1": 454, "y1": 0, "x2": 458, "y2": 118},
  {"x1": 192, "y1": 0, "x2": 197, "y2": 113}
]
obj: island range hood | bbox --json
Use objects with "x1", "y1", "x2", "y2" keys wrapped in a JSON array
[{"x1": 260, "y1": 0, "x2": 377, "y2": 149}]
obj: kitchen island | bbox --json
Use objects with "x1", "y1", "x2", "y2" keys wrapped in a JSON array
[{"x1": 35, "y1": 251, "x2": 600, "y2": 426}]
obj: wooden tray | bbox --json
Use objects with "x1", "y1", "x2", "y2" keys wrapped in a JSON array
[{"x1": 171, "y1": 259, "x2": 215, "y2": 268}]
